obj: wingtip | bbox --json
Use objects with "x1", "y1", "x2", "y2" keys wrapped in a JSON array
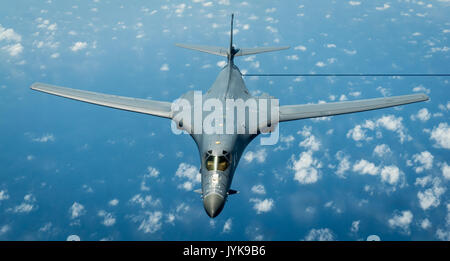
[{"x1": 30, "y1": 82, "x2": 40, "y2": 90}]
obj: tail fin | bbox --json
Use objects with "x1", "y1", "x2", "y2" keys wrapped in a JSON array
[{"x1": 175, "y1": 14, "x2": 290, "y2": 60}]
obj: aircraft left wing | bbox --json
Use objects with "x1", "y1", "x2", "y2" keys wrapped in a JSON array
[
  {"x1": 30, "y1": 82, "x2": 173, "y2": 119},
  {"x1": 279, "y1": 93, "x2": 429, "y2": 122}
]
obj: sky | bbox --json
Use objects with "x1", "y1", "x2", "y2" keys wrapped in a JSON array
[{"x1": 0, "y1": 0, "x2": 449, "y2": 241}]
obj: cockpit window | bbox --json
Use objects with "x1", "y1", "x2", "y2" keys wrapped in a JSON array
[{"x1": 206, "y1": 155, "x2": 230, "y2": 171}]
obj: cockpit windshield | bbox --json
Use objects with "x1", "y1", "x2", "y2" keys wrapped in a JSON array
[{"x1": 205, "y1": 151, "x2": 231, "y2": 171}]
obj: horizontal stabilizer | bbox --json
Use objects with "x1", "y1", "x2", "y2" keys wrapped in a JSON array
[
  {"x1": 176, "y1": 43, "x2": 289, "y2": 58},
  {"x1": 235, "y1": 46, "x2": 290, "y2": 56},
  {"x1": 175, "y1": 43, "x2": 228, "y2": 57}
]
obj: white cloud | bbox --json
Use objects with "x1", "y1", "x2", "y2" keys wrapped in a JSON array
[
  {"x1": 160, "y1": 63, "x2": 169, "y2": 71},
  {"x1": 222, "y1": 218, "x2": 232, "y2": 233},
  {"x1": 12, "y1": 203, "x2": 35, "y2": 213},
  {"x1": 175, "y1": 163, "x2": 201, "y2": 191},
  {"x1": 50, "y1": 52, "x2": 60, "y2": 59},
  {"x1": 70, "y1": 41, "x2": 87, "y2": 52},
  {"x1": 315, "y1": 61, "x2": 326, "y2": 67},
  {"x1": 412, "y1": 85, "x2": 430, "y2": 94},
  {"x1": 32, "y1": 133, "x2": 55, "y2": 143},
  {"x1": 412, "y1": 151, "x2": 434, "y2": 173},
  {"x1": 421, "y1": 218, "x2": 432, "y2": 229},
  {"x1": 70, "y1": 202, "x2": 86, "y2": 219},
  {"x1": 0, "y1": 225, "x2": 10, "y2": 236},
  {"x1": 304, "y1": 228, "x2": 335, "y2": 241},
  {"x1": 0, "y1": 24, "x2": 22, "y2": 42},
  {"x1": 436, "y1": 229, "x2": 450, "y2": 241},
  {"x1": 294, "y1": 45, "x2": 307, "y2": 51},
  {"x1": 108, "y1": 199, "x2": 119, "y2": 206},
  {"x1": 417, "y1": 178, "x2": 446, "y2": 210},
  {"x1": 0, "y1": 190, "x2": 9, "y2": 201},
  {"x1": 130, "y1": 194, "x2": 160, "y2": 208},
  {"x1": 146, "y1": 166, "x2": 160, "y2": 178},
  {"x1": 442, "y1": 162, "x2": 450, "y2": 180},
  {"x1": 373, "y1": 144, "x2": 391, "y2": 157},
  {"x1": 388, "y1": 210, "x2": 413, "y2": 234},
  {"x1": 415, "y1": 175, "x2": 432, "y2": 187},
  {"x1": 1, "y1": 43, "x2": 23, "y2": 56},
  {"x1": 430, "y1": 123, "x2": 450, "y2": 149},
  {"x1": 376, "y1": 3, "x2": 390, "y2": 11},
  {"x1": 411, "y1": 108, "x2": 431, "y2": 122},
  {"x1": 352, "y1": 159, "x2": 379, "y2": 175},
  {"x1": 298, "y1": 126, "x2": 321, "y2": 151},
  {"x1": 290, "y1": 151, "x2": 321, "y2": 184},
  {"x1": 346, "y1": 125, "x2": 367, "y2": 142},
  {"x1": 244, "y1": 149, "x2": 267, "y2": 164},
  {"x1": 348, "y1": 1, "x2": 361, "y2": 5},
  {"x1": 376, "y1": 115, "x2": 409, "y2": 143},
  {"x1": 335, "y1": 151, "x2": 351, "y2": 178},
  {"x1": 380, "y1": 165, "x2": 402, "y2": 186},
  {"x1": 251, "y1": 184, "x2": 266, "y2": 195},
  {"x1": 98, "y1": 210, "x2": 116, "y2": 226},
  {"x1": 137, "y1": 211, "x2": 163, "y2": 233},
  {"x1": 286, "y1": 54, "x2": 299, "y2": 61},
  {"x1": 250, "y1": 198, "x2": 274, "y2": 214}
]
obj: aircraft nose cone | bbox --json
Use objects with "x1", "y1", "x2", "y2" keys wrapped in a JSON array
[{"x1": 203, "y1": 193, "x2": 225, "y2": 218}]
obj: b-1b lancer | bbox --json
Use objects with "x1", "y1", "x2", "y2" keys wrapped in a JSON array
[{"x1": 31, "y1": 14, "x2": 429, "y2": 218}]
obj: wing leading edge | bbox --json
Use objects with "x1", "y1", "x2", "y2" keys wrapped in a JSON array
[
  {"x1": 279, "y1": 93, "x2": 429, "y2": 122},
  {"x1": 30, "y1": 82, "x2": 173, "y2": 119}
]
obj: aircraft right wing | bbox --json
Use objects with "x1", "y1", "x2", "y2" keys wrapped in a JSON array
[
  {"x1": 30, "y1": 82, "x2": 173, "y2": 119},
  {"x1": 279, "y1": 93, "x2": 429, "y2": 122}
]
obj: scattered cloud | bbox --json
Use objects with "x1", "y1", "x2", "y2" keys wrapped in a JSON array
[
  {"x1": 417, "y1": 178, "x2": 446, "y2": 210},
  {"x1": 352, "y1": 159, "x2": 379, "y2": 175},
  {"x1": 98, "y1": 210, "x2": 116, "y2": 226},
  {"x1": 410, "y1": 108, "x2": 431, "y2": 122},
  {"x1": 130, "y1": 194, "x2": 161, "y2": 208},
  {"x1": 298, "y1": 126, "x2": 321, "y2": 151},
  {"x1": 32, "y1": 133, "x2": 55, "y2": 143},
  {"x1": 0, "y1": 190, "x2": 9, "y2": 201},
  {"x1": 0, "y1": 24, "x2": 23, "y2": 57},
  {"x1": 69, "y1": 202, "x2": 86, "y2": 219},
  {"x1": 70, "y1": 41, "x2": 87, "y2": 52},
  {"x1": 251, "y1": 184, "x2": 266, "y2": 195},
  {"x1": 108, "y1": 199, "x2": 119, "y2": 207},
  {"x1": 429, "y1": 123, "x2": 450, "y2": 149},
  {"x1": 388, "y1": 210, "x2": 413, "y2": 234},
  {"x1": 249, "y1": 198, "x2": 274, "y2": 214},
  {"x1": 411, "y1": 151, "x2": 434, "y2": 173},
  {"x1": 304, "y1": 228, "x2": 335, "y2": 241},
  {"x1": 160, "y1": 63, "x2": 170, "y2": 71},
  {"x1": 222, "y1": 218, "x2": 232, "y2": 233},
  {"x1": 335, "y1": 151, "x2": 351, "y2": 178},
  {"x1": 380, "y1": 165, "x2": 403, "y2": 186},
  {"x1": 289, "y1": 151, "x2": 321, "y2": 184},
  {"x1": 373, "y1": 144, "x2": 392, "y2": 157},
  {"x1": 348, "y1": 1, "x2": 361, "y2": 6},
  {"x1": 136, "y1": 211, "x2": 163, "y2": 234},
  {"x1": 376, "y1": 3, "x2": 390, "y2": 11},
  {"x1": 175, "y1": 163, "x2": 201, "y2": 191},
  {"x1": 442, "y1": 162, "x2": 450, "y2": 180},
  {"x1": 243, "y1": 149, "x2": 267, "y2": 164}
]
